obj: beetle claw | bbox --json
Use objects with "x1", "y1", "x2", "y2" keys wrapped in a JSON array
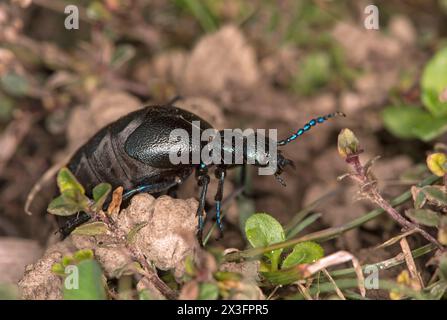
[{"x1": 275, "y1": 174, "x2": 287, "y2": 187}]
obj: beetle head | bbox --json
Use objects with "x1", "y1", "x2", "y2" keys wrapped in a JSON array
[{"x1": 244, "y1": 133, "x2": 295, "y2": 186}]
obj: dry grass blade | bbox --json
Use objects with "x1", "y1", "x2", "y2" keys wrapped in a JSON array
[
  {"x1": 266, "y1": 285, "x2": 280, "y2": 300},
  {"x1": 24, "y1": 157, "x2": 70, "y2": 215},
  {"x1": 296, "y1": 282, "x2": 313, "y2": 300},
  {"x1": 304, "y1": 251, "x2": 365, "y2": 297},
  {"x1": 374, "y1": 229, "x2": 417, "y2": 250},
  {"x1": 400, "y1": 237, "x2": 424, "y2": 290},
  {"x1": 322, "y1": 268, "x2": 345, "y2": 300}
]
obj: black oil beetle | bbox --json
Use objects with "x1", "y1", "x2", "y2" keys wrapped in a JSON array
[{"x1": 60, "y1": 102, "x2": 344, "y2": 246}]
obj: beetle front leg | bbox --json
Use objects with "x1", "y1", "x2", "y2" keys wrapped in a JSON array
[
  {"x1": 196, "y1": 170, "x2": 210, "y2": 247},
  {"x1": 214, "y1": 166, "x2": 226, "y2": 239}
]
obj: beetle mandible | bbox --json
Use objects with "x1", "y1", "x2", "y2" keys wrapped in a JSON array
[{"x1": 59, "y1": 103, "x2": 345, "y2": 246}]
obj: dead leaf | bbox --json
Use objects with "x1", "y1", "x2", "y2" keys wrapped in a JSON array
[{"x1": 107, "y1": 186, "x2": 123, "y2": 216}]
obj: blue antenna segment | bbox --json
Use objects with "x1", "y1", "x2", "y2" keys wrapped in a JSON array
[{"x1": 277, "y1": 111, "x2": 345, "y2": 146}]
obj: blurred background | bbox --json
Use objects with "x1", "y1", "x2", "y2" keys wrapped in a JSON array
[{"x1": 1, "y1": 0, "x2": 447, "y2": 292}]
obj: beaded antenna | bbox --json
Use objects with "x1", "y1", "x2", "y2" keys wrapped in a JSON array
[{"x1": 277, "y1": 111, "x2": 346, "y2": 146}]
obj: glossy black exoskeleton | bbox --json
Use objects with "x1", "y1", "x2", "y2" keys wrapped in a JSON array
[{"x1": 60, "y1": 103, "x2": 344, "y2": 245}]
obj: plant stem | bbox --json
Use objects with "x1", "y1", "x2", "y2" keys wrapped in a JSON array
[
  {"x1": 346, "y1": 155, "x2": 444, "y2": 251},
  {"x1": 301, "y1": 279, "x2": 427, "y2": 299}
]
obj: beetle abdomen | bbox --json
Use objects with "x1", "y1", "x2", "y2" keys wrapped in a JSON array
[{"x1": 67, "y1": 105, "x2": 211, "y2": 194}]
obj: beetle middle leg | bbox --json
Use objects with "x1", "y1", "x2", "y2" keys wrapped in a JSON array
[{"x1": 196, "y1": 165, "x2": 210, "y2": 246}]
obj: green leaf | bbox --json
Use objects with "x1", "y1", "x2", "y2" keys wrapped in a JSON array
[
  {"x1": 127, "y1": 222, "x2": 149, "y2": 244},
  {"x1": 439, "y1": 216, "x2": 447, "y2": 245},
  {"x1": 175, "y1": 0, "x2": 219, "y2": 32},
  {"x1": 92, "y1": 183, "x2": 111, "y2": 210},
  {"x1": 73, "y1": 249, "x2": 94, "y2": 262},
  {"x1": 49, "y1": 168, "x2": 89, "y2": 216},
  {"x1": 411, "y1": 186, "x2": 427, "y2": 209},
  {"x1": 413, "y1": 116, "x2": 447, "y2": 141},
  {"x1": 245, "y1": 213, "x2": 285, "y2": 270},
  {"x1": 0, "y1": 72, "x2": 29, "y2": 96},
  {"x1": 63, "y1": 259, "x2": 107, "y2": 300},
  {"x1": 0, "y1": 93, "x2": 14, "y2": 120},
  {"x1": 291, "y1": 52, "x2": 331, "y2": 96},
  {"x1": 57, "y1": 168, "x2": 85, "y2": 195},
  {"x1": 382, "y1": 106, "x2": 447, "y2": 141},
  {"x1": 51, "y1": 263, "x2": 65, "y2": 276},
  {"x1": 47, "y1": 193, "x2": 86, "y2": 216},
  {"x1": 282, "y1": 241, "x2": 324, "y2": 269},
  {"x1": 214, "y1": 271, "x2": 242, "y2": 282},
  {"x1": 428, "y1": 281, "x2": 447, "y2": 300},
  {"x1": 184, "y1": 255, "x2": 196, "y2": 277},
  {"x1": 111, "y1": 45, "x2": 136, "y2": 69},
  {"x1": 72, "y1": 221, "x2": 108, "y2": 236},
  {"x1": 421, "y1": 185, "x2": 447, "y2": 207},
  {"x1": 245, "y1": 213, "x2": 285, "y2": 248},
  {"x1": 421, "y1": 47, "x2": 447, "y2": 116},
  {"x1": 262, "y1": 265, "x2": 306, "y2": 285},
  {"x1": 138, "y1": 290, "x2": 153, "y2": 300},
  {"x1": 198, "y1": 282, "x2": 219, "y2": 300},
  {"x1": 405, "y1": 209, "x2": 440, "y2": 227},
  {"x1": 86, "y1": 1, "x2": 111, "y2": 21},
  {"x1": 62, "y1": 255, "x2": 75, "y2": 267}
]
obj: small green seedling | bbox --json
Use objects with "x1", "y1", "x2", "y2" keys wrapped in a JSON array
[{"x1": 244, "y1": 213, "x2": 324, "y2": 284}]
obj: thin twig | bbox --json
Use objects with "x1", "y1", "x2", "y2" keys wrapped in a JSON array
[
  {"x1": 344, "y1": 154, "x2": 444, "y2": 251},
  {"x1": 0, "y1": 111, "x2": 32, "y2": 175},
  {"x1": 266, "y1": 285, "x2": 280, "y2": 300}
]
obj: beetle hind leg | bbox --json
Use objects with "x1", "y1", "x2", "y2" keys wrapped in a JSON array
[
  {"x1": 122, "y1": 178, "x2": 181, "y2": 201},
  {"x1": 214, "y1": 167, "x2": 226, "y2": 239}
]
